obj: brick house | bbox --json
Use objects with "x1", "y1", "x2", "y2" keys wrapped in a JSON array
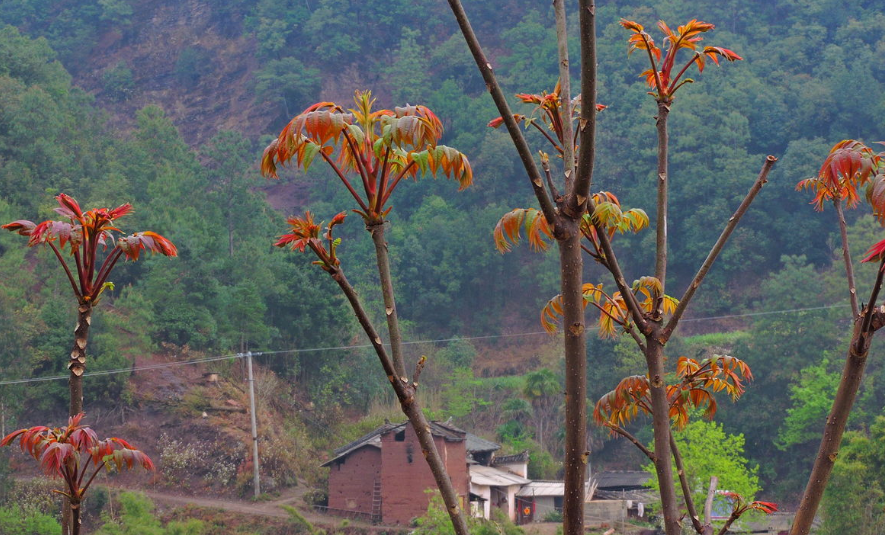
[{"x1": 323, "y1": 420, "x2": 500, "y2": 525}]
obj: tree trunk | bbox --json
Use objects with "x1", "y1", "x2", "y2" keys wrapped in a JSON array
[
  {"x1": 559, "y1": 222, "x2": 587, "y2": 535},
  {"x1": 329, "y1": 266, "x2": 471, "y2": 535},
  {"x1": 68, "y1": 301, "x2": 92, "y2": 417},
  {"x1": 64, "y1": 301, "x2": 91, "y2": 535},
  {"x1": 790, "y1": 317, "x2": 877, "y2": 534},
  {"x1": 71, "y1": 499, "x2": 81, "y2": 535},
  {"x1": 791, "y1": 264, "x2": 885, "y2": 534},
  {"x1": 368, "y1": 222, "x2": 407, "y2": 378},
  {"x1": 646, "y1": 335, "x2": 680, "y2": 535}
]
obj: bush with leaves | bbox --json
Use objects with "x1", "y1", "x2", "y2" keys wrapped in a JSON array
[{"x1": 95, "y1": 492, "x2": 204, "y2": 535}]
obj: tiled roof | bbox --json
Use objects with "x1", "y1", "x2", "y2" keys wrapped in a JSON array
[
  {"x1": 493, "y1": 451, "x2": 529, "y2": 464},
  {"x1": 321, "y1": 421, "x2": 499, "y2": 467},
  {"x1": 466, "y1": 433, "x2": 500, "y2": 453},
  {"x1": 470, "y1": 465, "x2": 530, "y2": 487},
  {"x1": 594, "y1": 470, "x2": 651, "y2": 489},
  {"x1": 516, "y1": 480, "x2": 593, "y2": 497}
]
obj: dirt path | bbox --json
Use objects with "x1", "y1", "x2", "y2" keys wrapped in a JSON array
[
  {"x1": 120, "y1": 485, "x2": 378, "y2": 530},
  {"x1": 140, "y1": 488, "x2": 297, "y2": 519}
]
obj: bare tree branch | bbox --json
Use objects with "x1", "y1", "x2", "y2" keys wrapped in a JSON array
[
  {"x1": 791, "y1": 260, "x2": 885, "y2": 535},
  {"x1": 327, "y1": 265, "x2": 471, "y2": 535},
  {"x1": 446, "y1": 0, "x2": 558, "y2": 226},
  {"x1": 607, "y1": 423, "x2": 655, "y2": 461},
  {"x1": 554, "y1": 0, "x2": 575, "y2": 195},
  {"x1": 572, "y1": 0, "x2": 597, "y2": 204},
  {"x1": 703, "y1": 476, "x2": 719, "y2": 535},
  {"x1": 654, "y1": 103, "x2": 670, "y2": 297},
  {"x1": 834, "y1": 198, "x2": 860, "y2": 318},
  {"x1": 662, "y1": 155, "x2": 777, "y2": 342},
  {"x1": 671, "y1": 431, "x2": 704, "y2": 534}
]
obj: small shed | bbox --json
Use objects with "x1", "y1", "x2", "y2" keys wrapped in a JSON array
[
  {"x1": 470, "y1": 464, "x2": 530, "y2": 521},
  {"x1": 516, "y1": 481, "x2": 565, "y2": 523}
]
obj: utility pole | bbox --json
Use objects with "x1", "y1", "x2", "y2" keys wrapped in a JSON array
[{"x1": 246, "y1": 351, "x2": 261, "y2": 497}]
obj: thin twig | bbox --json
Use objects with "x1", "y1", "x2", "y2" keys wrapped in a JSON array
[
  {"x1": 320, "y1": 152, "x2": 371, "y2": 213},
  {"x1": 589, "y1": 214, "x2": 649, "y2": 333},
  {"x1": 380, "y1": 161, "x2": 417, "y2": 207},
  {"x1": 531, "y1": 122, "x2": 564, "y2": 155},
  {"x1": 541, "y1": 154, "x2": 562, "y2": 201},
  {"x1": 834, "y1": 198, "x2": 860, "y2": 318},
  {"x1": 341, "y1": 128, "x2": 373, "y2": 201},
  {"x1": 624, "y1": 323, "x2": 647, "y2": 353},
  {"x1": 670, "y1": 431, "x2": 704, "y2": 534},
  {"x1": 607, "y1": 423, "x2": 655, "y2": 461}
]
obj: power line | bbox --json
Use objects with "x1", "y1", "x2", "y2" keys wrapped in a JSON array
[
  {"x1": 0, "y1": 302, "x2": 850, "y2": 387},
  {"x1": 680, "y1": 303, "x2": 848, "y2": 322}
]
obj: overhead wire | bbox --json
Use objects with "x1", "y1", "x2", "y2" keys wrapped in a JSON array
[{"x1": 0, "y1": 302, "x2": 849, "y2": 386}]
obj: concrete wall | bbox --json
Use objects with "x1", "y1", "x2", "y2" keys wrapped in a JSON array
[
  {"x1": 380, "y1": 426, "x2": 469, "y2": 524},
  {"x1": 327, "y1": 446, "x2": 381, "y2": 514},
  {"x1": 585, "y1": 500, "x2": 630, "y2": 529}
]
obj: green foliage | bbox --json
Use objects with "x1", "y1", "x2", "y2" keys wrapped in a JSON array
[
  {"x1": 0, "y1": 505, "x2": 60, "y2": 534},
  {"x1": 777, "y1": 361, "x2": 840, "y2": 450},
  {"x1": 96, "y1": 492, "x2": 205, "y2": 535},
  {"x1": 101, "y1": 60, "x2": 134, "y2": 101},
  {"x1": 385, "y1": 28, "x2": 430, "y2": 103},
  {"x1": 174, "y1": 47, "x2": 212, "y2": 87},
  {"x1": 437, "y1": 338, "x2": 477, "y2": 369},
  {"x1": 646, "y1": 419, "x2": 760, "y2": 521},
  {"x1": 413, "y1": 491, "x2": 524, "y2": 535},
  {"x1": 433, "y1": 367, "x2": 490, "y2": 421},
  {"x1": 281, "y1": 504, "x2": 319, "y2": 534},
  {"x1": 97, "y1": 0, "x2": 133, "y2": 25},
  {"x1": 253, "y1": 57, "x2": 320, "y2": 119}
]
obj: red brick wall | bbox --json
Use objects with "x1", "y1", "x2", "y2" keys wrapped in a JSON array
[
  {"x1": 380, "y1": 426, "x2": 469, "y2": 525},
  {"x1": 327, "y1": 445, "x2": 381, "y2": 514}
]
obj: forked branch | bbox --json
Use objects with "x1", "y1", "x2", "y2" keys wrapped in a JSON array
[{"x1": 662, "y1": 155, "x2": 778, "y2": 342}]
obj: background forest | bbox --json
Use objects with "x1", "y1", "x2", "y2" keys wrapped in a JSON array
[{"x1": 0, "y1": 0, "x2": 884, "y2": 532}]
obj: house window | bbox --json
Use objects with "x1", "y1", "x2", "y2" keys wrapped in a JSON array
[
  {"x1": 395, "y1": 430, "x2": 405, "y2": 442},
  {"x1": 553, "y1": 496, "x2": 563, "y2": 512}
]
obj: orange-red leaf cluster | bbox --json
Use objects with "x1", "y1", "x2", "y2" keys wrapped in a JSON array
[
  {"x1": 2, "y1": 413, "x2": 153, "y2": 502},
  {"x1": 118, "y1": 231, "x2": 178, "y2": 260},
  {"x1": 593, "y1": 355, "x2": 753, "y2": 430},
  {"x1": 621, "y1": 18, "x2": 741, "y2": 100},
  {"x1": 276, "y1": 211, "x2": 346, "y2": 270},
  {"x1": 797, "y1": 140, "x2": 881, "y2": 211},
  {"x1": 2, "y1": 194, "x2": 176, "y2": 301},
  {"x1": 261, "y1": 91, "x2": 472, "y2": 222},
  {"x1": 494, "y1": 208, "x2": 552, "y2": 253}
]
